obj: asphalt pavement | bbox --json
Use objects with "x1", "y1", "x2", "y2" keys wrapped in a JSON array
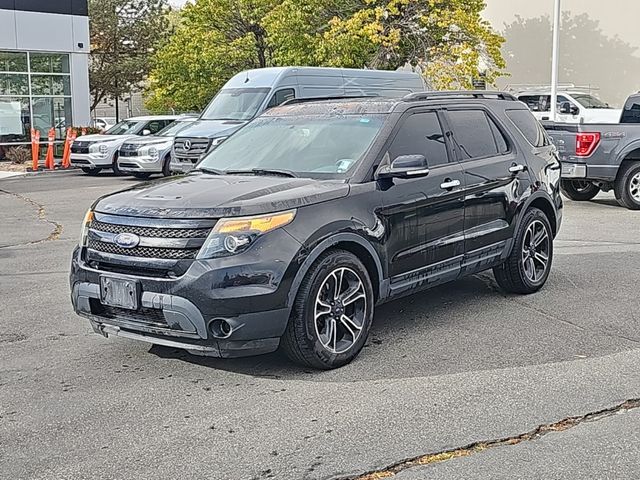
[{"x1": 1, "y1": 171, "x2": 639, "y2": 479}]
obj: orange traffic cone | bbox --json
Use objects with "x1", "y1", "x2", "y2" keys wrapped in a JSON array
[
  {"x1": 45, "y1": 128, "x2": 55, "y2": 169},
  {"x1": 31, "y1": 128, "x2": 38, "y2": 171},
  {"x1": 61, "y1": 128, "x2": 76, "y2": 168}
]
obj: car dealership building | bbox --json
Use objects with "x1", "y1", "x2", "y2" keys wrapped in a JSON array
[{"x1": 0, "y1": 0, "x2": 90, "y2": 157}]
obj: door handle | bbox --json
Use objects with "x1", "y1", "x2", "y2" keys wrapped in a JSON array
[
  {"x1": 509, "y1": 164, "x2": 526, "y2": 174},
  {"x1": 440, "y1": 179, "x2": 461, "y2": 190}
]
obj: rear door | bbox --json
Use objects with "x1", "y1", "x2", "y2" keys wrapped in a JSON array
[
  {"x1": 378, "y1": 109, "x2": 465, "y2": 294},
  {"x1": 444, "y1": 108, "x2": 523, "y2": 273}
]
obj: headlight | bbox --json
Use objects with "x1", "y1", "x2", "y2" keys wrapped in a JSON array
[
  {"x1": 197, "y1": 210, "x2": 296, "y2": 259},
  {"x1": 138, "y1": 145, "x2": 160, "y2": 159},
  {"x1": 98, "y1": 144, "x2": 109, "y2": 154},
  {"x1": 79, "y1": 209, "x2": 94, "y2": 246},
  {"x1": 208, "y1": 136, "x2": 227, "y2": 152}
]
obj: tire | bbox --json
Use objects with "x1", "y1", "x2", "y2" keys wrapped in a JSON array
[
  {"x1": 81, "y1": 167, "x2": 102, "y2": 176},
  {"x1": 162, "y1": 155, "x2": 172, "y2": 177},
  {"x1": 560, "y1": 179, "x2": 599, "y2": 201},
  {"x1": 281, "y1": 249, "x2": 374, "y2": 369},
  {"x1": 493, "y1": 208, "x2": 553, "y2": 294},
  {"x1": 112, "y1": 153, "x2": 122, "y2": 176},
  {"x1": 133, "y1": 172, "x2": 152, "y2": 179},
  {"x1": 614, "y1": 162, "x2": 640, "y2": 210}
]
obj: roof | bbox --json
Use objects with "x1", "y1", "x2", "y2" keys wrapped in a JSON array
[
  {"x1": 263, "y1": 91, "x2": 521, "y2": 116},
  {"x1": 126, "y1": 115, "x2": 180, "y2": 121}
]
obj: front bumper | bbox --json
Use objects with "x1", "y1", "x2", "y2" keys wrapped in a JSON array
[
  {"x1": 118, "y1": 156, "x2": 163, "y2": 173},
  {"x1": 71, "y1": 152, "x2": 114, "y2": 168},
  {"x1": 170, "y1": 157, "x2": 199, "y2": 173},
  {"x1": 70, "y1": 228, "x2": 301, "y2": 357}
]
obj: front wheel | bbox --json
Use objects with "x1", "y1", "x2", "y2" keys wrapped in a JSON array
[
  {"x1": 281, "y1": 250, "x2": 374, "y2": 369},
  {"x1": 560, "y1": 179, "x2": 599, "y2": 201},
  {"x1": 111, "y1": 153, "x2": 122, "y2": 176},
  {"x1": 614, "y1": 162, "x2": 640, "y2": 210},
  {"x1": 493, "y1": 208, "x2": 553, "y2": 294},
  {"x1": 162, "y1": 155, "x2": 172, "y2": 177}
]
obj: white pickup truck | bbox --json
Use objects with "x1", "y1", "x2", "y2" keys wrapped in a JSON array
[{"x1": 511, "y1": 86, "x2": 621, "y2": 124}]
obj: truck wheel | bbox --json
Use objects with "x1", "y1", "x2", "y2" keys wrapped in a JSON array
[
  {"x1": 281, "y1": 249, "x2": 374, "y2": 369},
  {"x1": 560, "y1": 179, "x2": 599, "y2": 201},
  {"x1": 81, "y1": 167, "x2": 102, "y2": 176},
  {"x1": 493, "y1": 208, "x2": 553, "y2": 294},
  {"x1": 614, "y1": 162, "x2": 640, "y2": 210}
]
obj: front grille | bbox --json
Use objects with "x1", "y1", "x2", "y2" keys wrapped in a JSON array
[
  {"x1": 72, "y1": 141, "x2": 91, "y2": 154},
  {"x1": 91, "y1": 220, "x2": 210, "y2": 239},
  {"x1": 118, "y1": 150, "x2": 138, "y2": 158},
  {"x1": 88, "y1": 239, "x2": 198, "y2": 259},
  {"x1": 174, "y1": 137, "x2": 209, "y2": 159},
  {"x1": 71, "y1": 159, "x2": 90, "y2": 164},
  {"x1": 90, "y1": 300, "x2": 167, "y2": 327}
]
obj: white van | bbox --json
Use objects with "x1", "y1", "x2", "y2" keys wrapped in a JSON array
[
  {"x1": 171, "y1": 67, "x2": 427, "y2": 172},
  {"x1": 511, "y1": 85, "x2": 622, "y2": 124}
]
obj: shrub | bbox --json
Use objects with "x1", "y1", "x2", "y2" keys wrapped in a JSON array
[
  {"x1": 5, "y1": 146, "x2": 31, "y2": 164},
  {"x1": 71, "y1": 126, "x2": 103, "y2": 135}
]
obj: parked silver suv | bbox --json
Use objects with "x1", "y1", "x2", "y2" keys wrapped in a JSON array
[{"x1": 117, "y1": 116, "x2": 198, "y2": 179}]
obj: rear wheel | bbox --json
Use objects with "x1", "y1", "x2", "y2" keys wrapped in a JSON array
[
  {"x1": 133, "y1": 172, "x2": 152, "y2": 179},
  {"x1": 281, "y1": 250, "x2": 374, "y2": 369},
  {"x1": 81, "y1": 167, "x2": 102, "y2": 176},
  {"x1": 560, "y1": 179, "x2": 599, "y2": 201},
  {"x1": 111, "y1": 153, "x2": 122, "y2": 176},
  {"x1": 493, "y1": 208, "x2": 553, "y2": 294},
  {"x1": 614, "y1": 162, "x2": 640, "y2": 210}
]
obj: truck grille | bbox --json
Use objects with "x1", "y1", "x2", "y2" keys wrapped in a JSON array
[
  {"x1": 119, "y1": 143, "x2": 138, "y2": 157},
  {"x1": 174, "y1": 137, "x2": 210, "y2": 160},
  {"x1": 71, "y1": 141, "x2": 92, "y2": 154},
  {"x1": 91, "y1": 220, "x2": 210, "y2": 239},
  {"x1": 88, "y1": 240, "x2": 198, "y2": 259}
]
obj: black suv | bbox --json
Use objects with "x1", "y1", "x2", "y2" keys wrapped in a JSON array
[{"x1": 71, "y1": 92, "x2": 562, "y2": 369}]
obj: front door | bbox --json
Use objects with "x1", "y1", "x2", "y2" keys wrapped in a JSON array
[
  {"x1": 444, "y1": 108, "x2": 524, "y2": 274},
  {"x1": 377, "y1": 110, "x2": 465, "y2": 296}
]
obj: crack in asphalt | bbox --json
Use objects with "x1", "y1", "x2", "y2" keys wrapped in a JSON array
[
  {"x1": 344, "y1": 398, "x2": 640, "y2": 480},
  {"x1": 0, "y1": 189, "x2": 63, "y2": 247}
]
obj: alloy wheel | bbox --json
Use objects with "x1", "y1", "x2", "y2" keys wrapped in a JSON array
[
  {"x1": 629, "y1": 172, "x2": 640, "y2": 202},
  {"x1": 314, "y1": 267, "x2": 367, "y2": 354},
  {"x1": 521, "y1": 220, "x2": 550, "y2": 283}
]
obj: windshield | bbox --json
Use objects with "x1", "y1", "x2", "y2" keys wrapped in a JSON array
[
  {"x1": 158, "y1": 120, "x2": 194, "y2": 137},
  {"x1": 105, "y1": 120, "x2": 140, "y2": 135},
  {"x1": 198, "y1": 114, "x2": 386, "y2": 179},
  {"x1": 573, "y1": 94, "x2": 610, "y2": 109},
  {"x1": 200, "y1": 88, "x2": 271, "y2": 121}
]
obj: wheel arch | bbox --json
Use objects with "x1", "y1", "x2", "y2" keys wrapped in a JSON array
[{"x1": 286, "y1": 233, "x2": 385, "y2": 309}]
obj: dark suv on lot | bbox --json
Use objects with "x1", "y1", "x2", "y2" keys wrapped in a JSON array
[{"x1": 71, "y1": 92, "x2": 562, "y2": 369}]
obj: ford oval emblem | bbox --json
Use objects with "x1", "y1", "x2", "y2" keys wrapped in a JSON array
[{"x1": 114, "y1": 232, "x2": 140, "y2": 249}]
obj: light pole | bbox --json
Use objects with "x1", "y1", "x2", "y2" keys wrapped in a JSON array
[{"x1": 550, "y1": 0, "x2": 561, "y2": 121}]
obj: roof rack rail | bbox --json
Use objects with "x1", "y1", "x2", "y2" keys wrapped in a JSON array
[
  {"x1": 281, "y1": 94, "x2": 379, "y2": 106},
  {"x1": 403, "y1": 91, "x2": 518, "y2": 102}
]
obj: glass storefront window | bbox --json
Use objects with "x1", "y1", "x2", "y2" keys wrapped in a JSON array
[
  {"x1": 0, "y1": 51, "x2": 73, "y2": 150},
  {"x1": 31, "y1": 75, "x2": 71, "y2": 96},
  {"x1": 30, "y1": 53, "x2": 70, "y2": 74},
  {"x1": 0, "y1": 97, "x2": 30, "y2": 142},
  {"x1": 0, "y1": 52, "x2": 28, "y2": 72},
  {"x1": 0, "y1": 73, "x2": 29, "y2": 96}
]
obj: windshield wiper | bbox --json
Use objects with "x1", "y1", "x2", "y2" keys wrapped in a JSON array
[
  {"x1": 198, "y1": 167, "x2": 225, "y2": 175},
  {"x1": 226, "y1": 168, "x2": 298, "y2": 178}
]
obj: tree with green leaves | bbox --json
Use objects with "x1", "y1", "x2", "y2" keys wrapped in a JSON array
[
  {"x1": 145, "y1": 0, "x2": 505, "y2": 112},
  {"x1": 89, "y1": 0, "x2": 171, "y2": 117}
]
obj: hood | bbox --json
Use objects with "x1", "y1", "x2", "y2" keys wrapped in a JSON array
[
  {"x1": 93, "y1": 172, "x2": 349, "y2": 218},
  {"x1": 74, "y1": 134, "x2": 137, "y2": 143},
  {"x1": 586, "y1": 109, "x2": 622, "y2": 123},
  {"x1": 121, "y1": 135, "x2": 173, "y2": 147},
  {"x1": 175, "y1": 119, "x2": 246, "y2": 139}
]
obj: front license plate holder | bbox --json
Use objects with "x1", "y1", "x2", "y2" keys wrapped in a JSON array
[{"x1": 100, "y1": 276, "x2": 139, "y2": 310}]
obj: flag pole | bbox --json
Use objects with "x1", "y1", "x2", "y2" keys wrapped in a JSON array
[{"x1": 550, "y1": 0, "x2": 561, "y2": 121}]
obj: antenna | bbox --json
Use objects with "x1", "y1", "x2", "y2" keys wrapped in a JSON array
[{"x1": 244, "y1": 71, "x2": 250, "y2": 84}]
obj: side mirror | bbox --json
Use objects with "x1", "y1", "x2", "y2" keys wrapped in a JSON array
[
  {"x1": 142, "y1": 129, "x2": 151, "y2": 136},
  {"x1": 377, "y1": 154, "x2": 430, "y2": 180},
  {"x1": 559, "y1": 102, "x2": 572, "y2": 114}
]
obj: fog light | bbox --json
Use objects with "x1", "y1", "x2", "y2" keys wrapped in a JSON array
[{"x1": 223, "y1": 235, "x2": 250, "y2": 253}]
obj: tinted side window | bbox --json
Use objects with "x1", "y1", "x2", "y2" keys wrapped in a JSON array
[
  {"x1": 387, "y1": 112, "x2": 448, "y2": 167},
  {"x1": 621, "y1": 96, "x2": 640, "y2": 124},
  {"x1": 506, "y1": 109, "x2": 548, "y2": 147},
  {"x1": 518, "y1": 95, "x2": 543, "y2": 111},
  {"x1": 267, "y1": 88, "x2": 295, "y2": 108},
  {"x1": 145, "y1": 120, "x2": 167, "y2": 134},
  {"x1": 447, "y1": 110, "x2": 500, "y2": 160}
]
